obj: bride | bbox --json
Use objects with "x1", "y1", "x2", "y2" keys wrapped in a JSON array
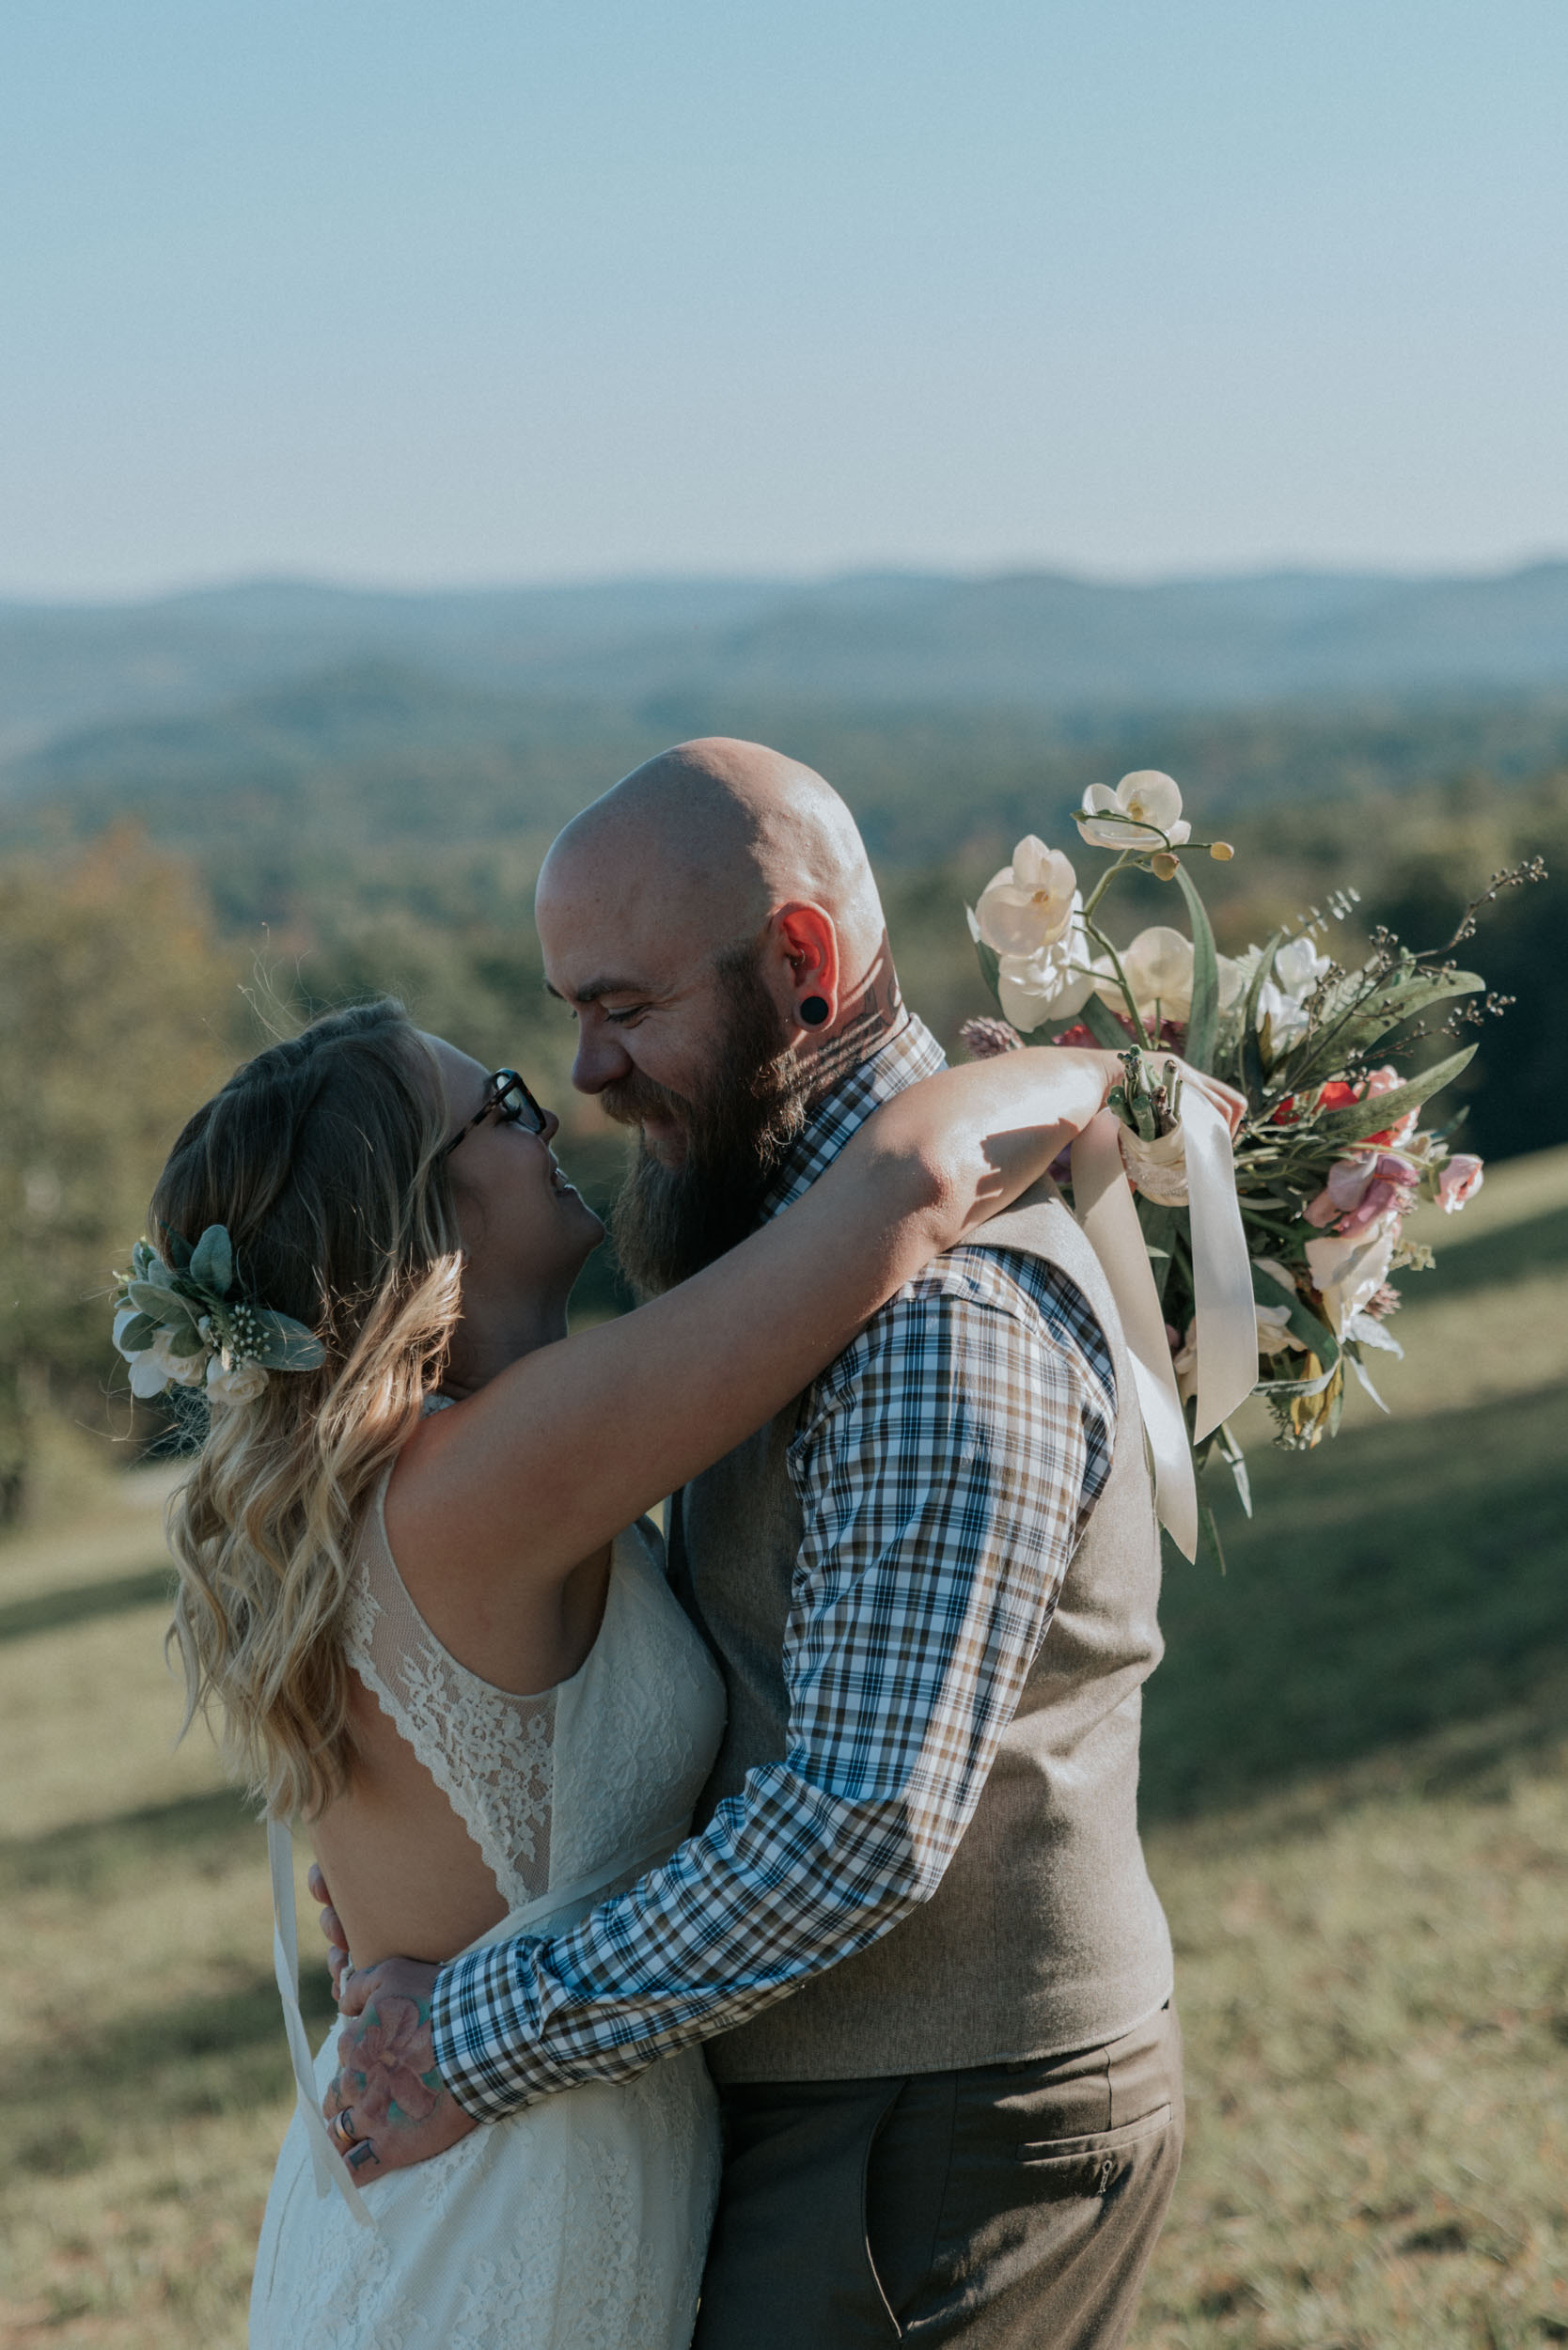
[{"x1": 132, "y1": 995, "x2": 1127, "y2": 2347}]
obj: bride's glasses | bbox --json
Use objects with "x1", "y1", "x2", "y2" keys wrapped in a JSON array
[{"x1": 441, "y1": 1068, "x2": 549, "y2": 1158}]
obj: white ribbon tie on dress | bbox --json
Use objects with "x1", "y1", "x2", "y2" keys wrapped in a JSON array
[
  {"x1": 268, "y1": 1815, "x2": 374, "y2": 2228},
  {"x1": 1070, "y1": 1089, "x2": 1256, "y2": 1561},
  {"x1": 267, "y1": 1814, "x2": 691, "y2": 2231}
]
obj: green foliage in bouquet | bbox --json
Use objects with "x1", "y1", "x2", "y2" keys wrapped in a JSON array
[{"x1": 963, "y1": 768, "x2": 1541, "y2": 1528}]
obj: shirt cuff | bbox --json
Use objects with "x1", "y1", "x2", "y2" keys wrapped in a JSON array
[{"x1": 431, "y1": 1937, "x2": 555, "y2": 2123}]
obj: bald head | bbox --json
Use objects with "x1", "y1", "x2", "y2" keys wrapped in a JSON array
[
  {"x1": 536, "y1": 735, "x2": 902, "y2": 1147},
  {"x1": 537, "y1": 737, "x2": 886, "y2": 971}
]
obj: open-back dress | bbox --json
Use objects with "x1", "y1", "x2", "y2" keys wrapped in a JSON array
[{"x1": 249, "y1": 1444, "x2": 727, "y2": 2350}]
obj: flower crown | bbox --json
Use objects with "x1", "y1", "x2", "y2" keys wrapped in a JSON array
[{"x1": 112, "y1": 1224, "x2": 326, "y2": 1405}]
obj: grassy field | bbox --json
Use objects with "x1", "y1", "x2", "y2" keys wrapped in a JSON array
[{"x1": 2, "y1": 1150, "x2": 1566, "y2": 2346}]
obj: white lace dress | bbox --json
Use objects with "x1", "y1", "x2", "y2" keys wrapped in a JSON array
[{"x1": 249, "y1": 1457, "x2": 727, "y2": 2350}]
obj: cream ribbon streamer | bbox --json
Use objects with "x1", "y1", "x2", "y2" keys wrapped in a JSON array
[
  {"x1": 1070, "y1": 1089, "x2": 1256, "y2": 1561},
  {"x1": 1178, "y1": 1086, "x2": 1259, "y2": 1448}
]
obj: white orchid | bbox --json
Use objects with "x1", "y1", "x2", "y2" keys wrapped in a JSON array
[
  {"x1": 974, "y1": 838, "x2": 1079, "y2": 956},
  {"x1": 1304, "y1": 1209, "x2": 1402, "y2": 1340},
  {"x1": 1099, "y1": 925, "x2": 1194, "y2": 1027},
  {"x1": 994, "y1": 917, "x2": 1099, "y2": 1031},
  {"x1": 1075, "y1": 771, "x2": 1192, "y2": 853},
  {"x1": 1255, "y1": 932, "x2": 1332, "y2": 1056},
  {"x1": 1215, "y1": 943, "x2": 1262, "y2": 1014},
  {"x1": 206, "y1": 1355, "x2": 269, "y2": 1405}
]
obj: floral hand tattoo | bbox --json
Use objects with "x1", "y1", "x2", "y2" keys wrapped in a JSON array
[{"x1": 325, "y1": 1958, "x2": 478, "y2": 2179}]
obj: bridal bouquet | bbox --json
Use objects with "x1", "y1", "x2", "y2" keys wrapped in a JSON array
[{"x1": 961, "y1": 769, "x2": 1532, "y2": 1546}]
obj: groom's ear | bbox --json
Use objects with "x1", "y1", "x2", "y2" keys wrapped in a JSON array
[{"x1": 768, "y1": 902, "x2": 840, "y2": 1037}]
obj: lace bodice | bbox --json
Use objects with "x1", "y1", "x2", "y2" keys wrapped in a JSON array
[{"x1": 341, "y1": 1443, "x2": 726, "y2": 1917}]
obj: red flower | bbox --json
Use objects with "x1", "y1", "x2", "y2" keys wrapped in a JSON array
[
  {"x1": 1272, "y1": 1079, "x2": 1359, "y2": 1126},
  {"x1": 1054, "y1": 1016, "x2": 1186, "y2": 1051}
]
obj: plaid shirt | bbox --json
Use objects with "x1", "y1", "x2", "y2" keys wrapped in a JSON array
[{"x1": 431, "y1": 1015, "x2": 1116, "y2": 2117}]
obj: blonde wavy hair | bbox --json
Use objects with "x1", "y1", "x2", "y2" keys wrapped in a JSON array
[{"x1": 152, "y1": 999, "x2": 464, "y2": 1819}]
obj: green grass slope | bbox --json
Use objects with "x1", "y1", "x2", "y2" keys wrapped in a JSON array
[{"x1": 0, "y1": 1149, "x2": 1563, "y2": 2344}]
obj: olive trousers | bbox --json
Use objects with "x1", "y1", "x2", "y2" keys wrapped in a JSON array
[{"x1": 693, "y1": 2003, "x2": 1183, "y2": 2349}]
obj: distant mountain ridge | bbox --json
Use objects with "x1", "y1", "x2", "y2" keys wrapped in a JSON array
[{"x1": 3, "y1": 561, "x2": 1567, "y2": 769}]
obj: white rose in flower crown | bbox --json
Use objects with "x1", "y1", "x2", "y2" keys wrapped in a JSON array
[
  {"x1": 1303, "y1": 1209, "x2": 1401, "y2": 1340},
  {"x1": 1099, "y1": 926, "x2": 1194, "y2": 1026},
  {"x1": 995, "y1": 916, "x2": 1099, "y2": 1030},
  {"x1": 974, "y1": 838, "x2": 1079, "y2": 956},
  {"x1": 120, "y1": 1321, "x2": 209, "y2": 1398},
  {"x1": 1075, "y1": 771, "x2": 1192, "y2": 852},
  {"x1": 206, "y1": 1355, "x2": 269, "y2": 1405}
]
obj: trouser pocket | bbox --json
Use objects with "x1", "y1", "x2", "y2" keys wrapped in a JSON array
[{"x1": 1015, "y1": 2101, "x2": 1175, "y2": 2200}]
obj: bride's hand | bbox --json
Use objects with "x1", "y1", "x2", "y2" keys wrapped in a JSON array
[
  {"x1": 307, "y1": 1861, "x2": 352, "y2": 2005},
  {"x1": 322, "y1": 1957, "x2": 478, "y2": 2180}
]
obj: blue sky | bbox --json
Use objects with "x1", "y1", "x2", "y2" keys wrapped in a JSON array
[{"x1": 3, "y1": 0, "x2": 1565, "y2": 595}]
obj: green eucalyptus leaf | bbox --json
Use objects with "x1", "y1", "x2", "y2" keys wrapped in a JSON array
[
  {"x1": 251, "y1": 1310, "x2": 327, "y2": 1371},
  {"x1": 126, "y1": 1280, "x2": 200, "y2": 1327},
  {"x1": 1313, "y1": 1044, "x2": 1477, "y2": 1146},
  {"x1": 160, "y1": 1226, "x2": 195, "y2": 1273},
  {"x1": 116, "y1": 1311, "x2": 159, "y2": 1352},
  {"x1": 188, "y1": 1225, "x2": 234, "y2": 1299},
  {"x1": 1172, "y1": 863, "x2": 1219, "y2": 1073},
  {"x1": 166, "y1": 1324, "x2": 208, "y2": 1358}
]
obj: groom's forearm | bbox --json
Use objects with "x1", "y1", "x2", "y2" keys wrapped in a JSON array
[
  {"x1": 431, "y1": 1766, "x2": 934, "y2": 2116},
  {"x1": 431, "y1": 1252, "x2": 1109, "y2": 2121}
]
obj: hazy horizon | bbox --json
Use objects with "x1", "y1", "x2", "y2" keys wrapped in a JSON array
[{"x1": 7, "y1": 548, "x2": 1568, "y2": 616}]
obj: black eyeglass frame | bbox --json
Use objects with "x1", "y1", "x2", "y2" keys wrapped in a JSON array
[{"x1": 441, "y1": 1068, "x2": 549, "y2": 1158}]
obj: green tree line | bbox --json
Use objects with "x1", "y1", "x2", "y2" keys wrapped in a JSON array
[{"x1": 0, "y1": 756, "x2": 1558, "y2": 1523}]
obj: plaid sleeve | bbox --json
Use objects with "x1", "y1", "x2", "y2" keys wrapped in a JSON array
[{"x1": 430, "y1": 1250, "x2": 1115, "y2": 2119}]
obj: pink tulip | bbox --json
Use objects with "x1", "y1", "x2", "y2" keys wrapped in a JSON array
[
  {"x1": 1436, "y1": 1152, "x2": 1484, "y2": 1214},
  {"x1": 1303, "y1": 1150, "x2": 1419, "y2": 1233},
  {"x1": 1361, "y1": 1065, "x2": 1419, "y2": 1145}
]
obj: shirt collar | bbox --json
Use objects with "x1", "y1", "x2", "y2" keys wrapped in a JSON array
[{"x1": 760, "y1": 1013, "x2": 949, "y2": 1220}]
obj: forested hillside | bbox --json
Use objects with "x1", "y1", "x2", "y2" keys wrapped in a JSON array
[
  {"x1": 1, "y1": 573, "x2": 1560, "y2": 1523},
  {"x1": 4, "y1": 562, "x2": 1568, "y2": 759}
]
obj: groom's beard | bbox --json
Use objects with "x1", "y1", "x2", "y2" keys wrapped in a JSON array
[{"x1": 604, "y1": 950, "x2": 811, "y2": 1298}]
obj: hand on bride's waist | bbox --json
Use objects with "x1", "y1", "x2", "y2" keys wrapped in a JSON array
[{"x1": 322, "y1": 1950, "x2": 478, "y2": 2183}]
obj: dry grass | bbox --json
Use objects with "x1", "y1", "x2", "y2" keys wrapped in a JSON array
[
  {"x1": 2, "y1": 1148, "x2": 1565, "y2": 2347},
  {"x1": 1139, "y1": 1724, "x2": 1568, "y2": 2348}
]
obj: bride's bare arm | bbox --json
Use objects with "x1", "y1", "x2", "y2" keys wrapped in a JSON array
[{"x1": 400, "y1": 1046, "x2": 1128, "y2": 1583}]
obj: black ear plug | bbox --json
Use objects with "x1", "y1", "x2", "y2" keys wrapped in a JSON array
[{"x1": 799, "y1": 995, "x2": 831, "y2": 1027}]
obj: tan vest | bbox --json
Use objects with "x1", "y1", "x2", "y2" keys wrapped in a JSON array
[{"x1": 668, "y1": 1180, "x2": 1173, "y2": 2083}]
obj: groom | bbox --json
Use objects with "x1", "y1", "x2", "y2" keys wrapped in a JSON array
[{"x1": 325, "y1": 738, "x2": 1184, "y2": 2345}]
